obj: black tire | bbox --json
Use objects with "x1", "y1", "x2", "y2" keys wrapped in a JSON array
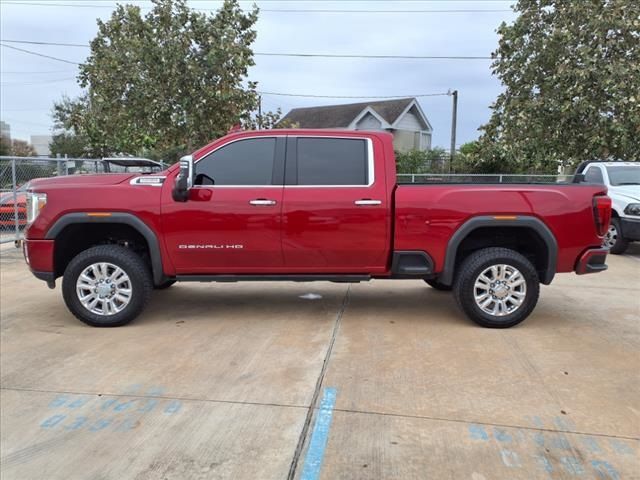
[
  {"x1": 604, "y1": 218, "x2": 629, "y2": 255},
  {"x1": 424, "y1": 279, "x2": 452, "y2": 291},
  {"x1": 62, "y1": 245, "x2": 153, "y2": 327},
  {"x1": 154, "y1": 280, "x2": 176, "y2": 290},
  {"x1": 453, "y1": 247, "x2": 540, "y2": 328}
]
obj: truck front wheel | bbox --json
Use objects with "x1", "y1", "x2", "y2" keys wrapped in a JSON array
[
  {"x1": 453, "y1": 248, "x2": 540, "y2": 328},
  {"x1": 62, "y1": 245, "x2": 153, "y2": 327}
]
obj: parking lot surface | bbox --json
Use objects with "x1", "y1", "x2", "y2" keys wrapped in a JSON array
[{"x1": 1, "y1": 243, "x2": 639, "y2": 479}]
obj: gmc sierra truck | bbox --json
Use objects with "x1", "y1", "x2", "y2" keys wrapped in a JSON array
[{"x1": 21, "y1": 130, "x2": 612, "y2": 328}]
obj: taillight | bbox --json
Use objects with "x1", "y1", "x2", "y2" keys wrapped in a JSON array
[{"x1": 593, "y1": 195, "x2": 612, "y2": 237}]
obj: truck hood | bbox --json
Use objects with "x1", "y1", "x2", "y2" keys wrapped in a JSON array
[
  {"x1": 28, "y1": 173, "x2": 137, "y2": 189},
  {"x1": 609, "y1": 185, "x2": 640, "y2": 202}
]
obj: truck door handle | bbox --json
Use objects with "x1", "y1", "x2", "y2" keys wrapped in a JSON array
[
  {"x1": 354, "y1": 199, "x2": 382, "y2": 206},
  {"x1": 249, "y1": 199, "x2": 277, "y2": 206}
]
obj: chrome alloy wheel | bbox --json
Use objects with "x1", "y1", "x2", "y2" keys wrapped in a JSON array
[
  {"x1": 603, "y1": 224, "x2": 617, "y2": 249},
  {"x1": 76, "y1": 262, "x2": 132, "y2": 316},
  {"x1": 473, "y1": 264, "x2": 527, "y2": 317}
]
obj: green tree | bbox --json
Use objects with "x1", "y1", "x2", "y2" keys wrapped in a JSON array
[
  {"x1": 49, "y1": 132, "x2": 91, "y2": 158},
  {"x1": 244, "y1": 107, "x2": 285, "y2": 130},
  {"x1": 10, "y1": 140, "x2": 37, "y2": 157},
  {"x1": 0, "y1": 136, "x2": 10, "y2": 156},
  {"x1": 454, "y1": 141, "x2": 518, "y2": 174},
  {"x1": 54, "y1": 0, "x2": 271, "y2": 162},
  {"x1": 395, "y1": 148, "x2": 448, "y2": 174},
  {"x1": 245, "y1": 107, "x2": 302, "y2": 130},
  {"x1": 477, "y1": 0, "x2": 640, "y2": 173}
]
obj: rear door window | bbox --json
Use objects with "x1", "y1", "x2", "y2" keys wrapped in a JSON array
[{"x1": 295, "y1": 138, "x2": 369, "y2": 186}]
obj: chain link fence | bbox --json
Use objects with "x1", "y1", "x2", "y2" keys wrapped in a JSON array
[
  {"x1": 397, "y1": 173, "x2": 574, "y2": 184},
  {"x1": 0, "y1": 156, "x2": 165, "y2": 244}
]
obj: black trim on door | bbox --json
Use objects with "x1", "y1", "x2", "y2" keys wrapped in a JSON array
[
  {"x1": 391, "y1": 251, "x2": 434, "y2": 277},
  {"x1": 271, "y1": 137, "x2": 286, "y2": 186},
  {"x1": 284, "y1": 136, "x2": 297, "y2": 185}
]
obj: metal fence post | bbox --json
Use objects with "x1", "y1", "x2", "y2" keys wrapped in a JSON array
[{"x1": 11, "y1": 158, "x2": 19, "y2": 241}]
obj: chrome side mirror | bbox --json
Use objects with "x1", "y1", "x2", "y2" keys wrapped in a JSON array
[{"x1": 172, "y1": 155, "x2": 194, "y2": 202}]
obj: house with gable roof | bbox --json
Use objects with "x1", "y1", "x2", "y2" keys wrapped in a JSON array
[{"x1": 279, "y1": 97, "x2": 433, "y2": 152}]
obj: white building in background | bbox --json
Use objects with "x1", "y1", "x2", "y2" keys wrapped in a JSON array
[
  {"x1": 279, "y1": 97, "x2": 433, "y2": 152},
  {"x1": 30, "y1": 134, "x2": 53, "y2": 157},
  {"x1": 0, "y1": 121, "x2": 10, "y2": 142}
]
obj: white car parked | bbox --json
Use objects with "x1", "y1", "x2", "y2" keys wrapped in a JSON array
[{"x1": 579, "y1": 162, "x2": 640, "y2": 254}]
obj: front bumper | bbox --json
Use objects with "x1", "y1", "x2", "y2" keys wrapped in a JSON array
[
  {"x1": 575, "y1": 247, "x2": 608, "y2": 275},
  {"x1": 20, "y1": 238, "x2": 55, "y2": 282},
  {"x1": 620, "y1": 217, "x2": 640, "y2": 241}
]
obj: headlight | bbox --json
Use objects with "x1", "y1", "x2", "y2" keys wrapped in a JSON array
[
  {"x1": 624, "y1": 203, "x2": 640, "y2": 216},
  {"x1": 26, "y1": 192, "x2": 47, "y2": 224}
]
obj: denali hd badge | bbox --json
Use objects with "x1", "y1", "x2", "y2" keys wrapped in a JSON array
[{"x1": 179, "y1": 244, "x2": 244, "y2": 249}]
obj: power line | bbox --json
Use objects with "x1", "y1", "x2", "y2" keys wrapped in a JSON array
[
  {"x1": 1, "y1": 1, "x2": 512, "y2": 13},
  {"x1": 2, "y1": 1, "x2": 114, "y2": 7},
  {"x1": 1, "y1": 39, "x2": 494, "y2": 60},
  {"x1": 0, "y1": 43, "x2": 81, "y2": 65},
  {"x1": 258, "y1": 91, "x2": 450, "y2": 99},
  {"x1": 0, "y1": 108, "x2": 52, "y2": 112},
  {"x1": 255, "y1": 52, "x2": 492, "y2": 60},
  {"x1": 259, "y1": 8, "x2": 511, "y2": 13},
  {"x1": 1, "y1": 69, "x2": 76, "y2": 74},
  {"x1": 1, "y1": 77, "x2": 77, "y2": 85},
  {"x1": 0, "y1": 118, "x2": 53, "y2": 129},
  {"x1": 2, "y1": 0, "x2": 514, "y2": 2},
  {"x1": 2, "y1": 39, "x2": 86, "y2": 48}
]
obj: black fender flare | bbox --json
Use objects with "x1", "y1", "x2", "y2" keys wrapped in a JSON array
[
  {"x1": 45, "y1": 212, "x2": 165, "y2": 285},
  {"x1": 439, "y1": 215, "x2": 558, "y2": 286}
]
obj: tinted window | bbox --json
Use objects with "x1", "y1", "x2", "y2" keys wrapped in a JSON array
[
  {"x1": 195, "y1": 138, "x2": 276, "y2": 185},
  {"x1": 584, "y1": 167, "x2": 604, "y2": 184},
  {"x1": 296, "y1": 138, "x2": 368, "y2": 185}
]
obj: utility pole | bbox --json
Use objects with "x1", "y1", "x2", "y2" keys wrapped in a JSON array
[
  {"x1": 257, "y1": 95, "x2": 263, "y2": 130},
  {"x1": 449, "y1": 89, "x2": 458, "y2": 173}
]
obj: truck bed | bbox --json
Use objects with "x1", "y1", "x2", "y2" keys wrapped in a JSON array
[{"x1": 393, "y1": 183, "x2": 607, "y2": 275}]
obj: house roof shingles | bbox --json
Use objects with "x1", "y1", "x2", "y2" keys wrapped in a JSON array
[{"x1": 279, "y1": 97, "x2": 415, "y2": 128}]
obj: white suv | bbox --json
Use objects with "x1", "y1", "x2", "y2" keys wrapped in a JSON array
[{"x1": 581, "y1": 162, "x2": 640, "y2": 254}]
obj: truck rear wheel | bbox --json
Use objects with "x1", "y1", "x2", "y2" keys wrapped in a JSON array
[
  {"x1": 453, "y1": 247, "x2": 539, "y2": 328},
  {"x1": 62, "y1": 245, "x2": 152, "y2": 327}
]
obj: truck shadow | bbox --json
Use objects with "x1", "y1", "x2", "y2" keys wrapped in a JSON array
[{"x1": 140, "y1": 282, "x2": 473, "y2": 328}]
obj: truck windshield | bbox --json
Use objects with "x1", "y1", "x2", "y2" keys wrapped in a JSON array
[{"x1": 606, "y1": 166, "x2": 640, "y2": 186}]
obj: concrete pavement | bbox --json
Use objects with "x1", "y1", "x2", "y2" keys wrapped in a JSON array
[{"x1": 1, "y1": 244, "x2": 638, "y2": 479}]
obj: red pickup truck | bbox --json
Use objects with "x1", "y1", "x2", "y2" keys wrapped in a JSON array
[{"x1": 21, "y1": 130, "x2": 611, "y2": 328}]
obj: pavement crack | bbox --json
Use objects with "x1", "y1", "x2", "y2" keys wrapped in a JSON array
[
  {"x1": 330, "y1": 407, "x2": 640, "y2": 442},
  {"x1": 286, "y1": 284, "x2": 351, "y2": 480},
  {"x1": 0, "y1": 386, "x2": 308, "y2": 411}
]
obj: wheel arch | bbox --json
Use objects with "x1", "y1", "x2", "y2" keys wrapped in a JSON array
[
  {"x1": 439, "y1": 216, "x2": 558, "y2": 286},
  {"x1": 45, "y1": 212, "x2": 165, "y2": 285}
]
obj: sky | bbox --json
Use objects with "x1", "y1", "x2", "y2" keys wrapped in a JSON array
[{"x1": 0, "y1": 0, "x2": 517, "y2": 149}]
